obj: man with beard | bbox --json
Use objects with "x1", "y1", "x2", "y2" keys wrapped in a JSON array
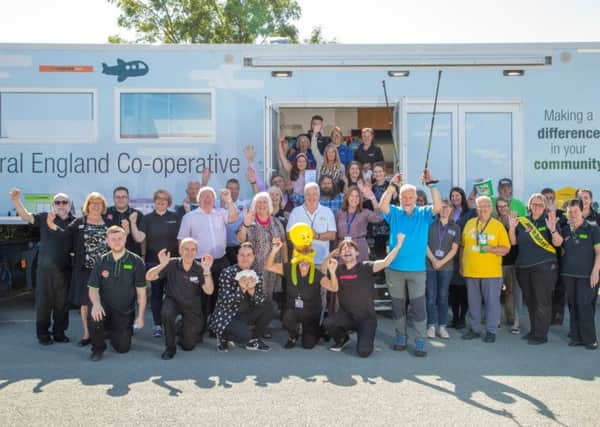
[{"x1": 319, "y1": 175, "x2": 344, "y2": 217}]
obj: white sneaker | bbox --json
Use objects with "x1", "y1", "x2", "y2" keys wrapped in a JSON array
[
  {"x1": 426, "y1": 326, "x2": 436, "y2": 339},
  {"x1": 438, "y1": 326, "x2": 450, "y2": 339}
]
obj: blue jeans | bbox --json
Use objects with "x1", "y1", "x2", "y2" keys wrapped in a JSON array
[{"x1": 426, "y1": 270, "x2": 453, "y2": 326}]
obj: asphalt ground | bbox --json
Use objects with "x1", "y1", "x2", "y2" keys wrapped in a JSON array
[{"x1": 0, "y1": 292, "x2": 598, "y2": 426}]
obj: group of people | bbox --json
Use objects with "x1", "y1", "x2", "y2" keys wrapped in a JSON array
[{"x1": 8, "y1": 114, "x2": 600, "y2": 361}]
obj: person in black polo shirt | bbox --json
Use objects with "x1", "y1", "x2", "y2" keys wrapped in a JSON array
[
  {"x1": 146, "y1": 238, "x2": 214, "y2": 360},
  {"x1": 353, "y1": 127, "x2": 384, "y2": 172},
  {"x1": 265, "y1": 237, "x2": 338, "y2": 349},
  {"x1": 549, "y1": 199, "x2": 600, "y2": 350},
  {"x1": 9, "y1": 188, "x2": 75, "y2": 345},
  {"x1": 508, "y1": 194, "x2": 559, "y2": 345},
  {"x1": 88, "y1": 226, "x2": 147, "y2": 361},
  {"x1": 104, "y1": 186, "x2": 145, "y2": 256},
  {"x1": 321, "y1": 233, "x2": 405, "y2": 358},
  {"x1": 142, "y1": 189, "x2": 181, "y2": 338}
]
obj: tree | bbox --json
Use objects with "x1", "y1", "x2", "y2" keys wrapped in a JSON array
[
  {"x1": 303, "y1": 25, "x2": 336, "y2": 44},
  {"x1": 108, "y1": 0, "x2": 301, "y2": 44}
]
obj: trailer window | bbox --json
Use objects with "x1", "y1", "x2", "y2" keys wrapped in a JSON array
[
  {"x1": 0, "y1": 91, "x2": 95, "y2": 142},
  {"x1": 119, "y1": 92, "x2": 212, "y2": 140}
]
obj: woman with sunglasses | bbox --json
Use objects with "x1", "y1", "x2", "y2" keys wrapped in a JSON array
[
  {"x1": 9, "y1": 189, "x2": 75, "y2": 345},
  {"x1": 508, "y1": 194, "x2": 558, "y2": 345}
]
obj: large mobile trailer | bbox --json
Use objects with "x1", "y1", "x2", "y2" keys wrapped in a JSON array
[{"x1": 0, "y1": 42, "x2": 598, "y2": 290}]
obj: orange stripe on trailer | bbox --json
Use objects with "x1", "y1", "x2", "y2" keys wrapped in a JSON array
[{"x1": 39, "y1": 65, "x2": 94, "y2": 72}]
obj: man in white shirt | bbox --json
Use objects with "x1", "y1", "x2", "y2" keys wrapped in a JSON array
[
  {"x1": 177, "y1": 186, "x2": 239, "y2": 337},
  {"x1": 286, "y1": 182, "x2": 336, "y2": 266}
]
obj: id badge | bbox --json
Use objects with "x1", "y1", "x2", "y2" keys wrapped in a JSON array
[
  {"x1": 295, "y1": 297, "x2": 304, "y2": 309},
  {"x1": 477, "y1": 233, "x2": 488, "y2": 247},
  {"x1": 344, "y1": 236, "x2": 352, "y2": 242},
  {"x1": 434, "y1": 249, "x2": 445, "y2": 258}
]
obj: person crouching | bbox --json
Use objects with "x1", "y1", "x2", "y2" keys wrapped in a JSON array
[{"x1": 145, "y1": 238, "x2": 214, "y2": 360}]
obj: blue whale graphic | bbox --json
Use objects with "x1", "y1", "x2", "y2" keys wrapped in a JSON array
[{"x1": 102, "y1": 59, "x2": 149, "y2": 82}]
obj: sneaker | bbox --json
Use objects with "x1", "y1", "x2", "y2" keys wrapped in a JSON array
[
  {"x1": 284, "y1": 337, "x2": 297, "y2": 349},
  {"x1": 90, "y1": 352, "x2": 103, "y2": 362},
  {"x1": 585, "y1": 342, "x2": 598, "y2": 350},
  {"x1": 393, "y1": 335, "x2": 407, "y2": 351},
  {"x1": 329, "y1": 335, "x2": 350, "y2": 352},
  {"x1": 483, "y1": 332, "x2": 496, "y2": 343},
  {"x1": 426, "y1": 326, "x2": 436, "y2": 339},
  {"x1": 246, "y1": 338, "x2": 271, "y2": 352},
  {"x1": 462, "y1": 330, "x2": 481, "y2": 340},
  {"x1": 438, "y1": 326, "x2": 450, "y2": 339},
  {"x1": 414, "y1": 338, "x2": 427, "y2": 357},
  {"x1": 153, "y1": 325, "x2": 163, "y2": 338}
]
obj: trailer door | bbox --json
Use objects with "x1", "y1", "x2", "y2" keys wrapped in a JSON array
[{"x1": 264, "y1": 97, "x2": 280, "y2": 183}]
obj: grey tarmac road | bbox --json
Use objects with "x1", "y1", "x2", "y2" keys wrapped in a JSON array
[{"x1": 0, "y1": 293, "x2": 598, "y2": 426}]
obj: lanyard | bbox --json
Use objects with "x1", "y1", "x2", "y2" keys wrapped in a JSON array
[
  {"x1": 437, "y1": 221, "x2": 447, "y2": 250},
  {"x1": 303, "y1": 206, "x2": 317, "y2": 228},
  {"x1": 346, "y1": 211, "x2": 357, "y2": 235},
  {"x1": 476, "y1": 217, "x2": 491, "y2": 235}
]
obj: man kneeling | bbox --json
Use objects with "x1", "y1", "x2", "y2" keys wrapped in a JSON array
[
  {"x1": 145, "y1": 238, "x2": 214, "y2": 360},
  {"x1": 323, "y1": 233, "x2": 404, "y2": 358},
  {"x1": 209, "y1": 242, "x2": 274, "y2": 352},
  {"x1": 88, "y1": 226, "x2": 147, "y2": 361}
]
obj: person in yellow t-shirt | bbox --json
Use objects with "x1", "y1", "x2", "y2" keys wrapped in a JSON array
[{"x1": 460, "y1": 196, "x2": 511, "y2": 343}]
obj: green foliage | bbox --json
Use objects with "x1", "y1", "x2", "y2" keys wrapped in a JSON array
[{"x1": 107, "y1": 0, "x2": 301, "y2": 44}]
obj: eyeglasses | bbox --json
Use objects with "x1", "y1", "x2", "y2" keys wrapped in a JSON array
[
  {"x1": 496, "y1": 205, "x2": 509, "y2": 209},
  {"x1": 54, "y1": 200, "x2": 68, "y2": 205},
  {"x1": 530, "y1": 203, "x2": 545, "y2": 207}
]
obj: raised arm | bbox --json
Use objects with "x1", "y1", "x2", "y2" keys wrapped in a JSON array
[
  {"x1": 423, "y1": 169, "x2": 442, "y2": 215},
  {"x1": 8, "y1": 188, "x2": 34, "y2": 224},
  {"x1": 145, "y1": 249, "x2": 171, "y2": 281},
  {"x1": 200, "y1": 254, "x2": 215, "y2": 295},
  {"x1": 508, "y1": 213, "x2": 519, "y2": 246},
  {"x1": 265, "y1": 238, "x2": 284, "y2": 276},
  {"x1": 380, "y1": 174, "x2": 402, "y2": 215},
  {"x1": 546, "y1": 210, "x2": 563, "y2": 247},
  {"x1": 320, "y1": 257, "x2": 339, "y2": 292},
  {"x1": 278, "y1": 136, "x2": 293, "y2": 174},
  {"x1": 373, "y1": 233, "x2": 405, "y2": 273}
]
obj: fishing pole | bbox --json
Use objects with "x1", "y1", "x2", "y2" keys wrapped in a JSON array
[
  {"x1": 381, "y1": 80, "x2": 399, "y2": 172},
  {"x1": 424, "y1": 70, "x2": 442, "y2": 185}
]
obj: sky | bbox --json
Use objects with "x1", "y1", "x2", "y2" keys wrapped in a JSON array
[{"x1": 0, "y1": 0, "x2": 600, "y2": 44}]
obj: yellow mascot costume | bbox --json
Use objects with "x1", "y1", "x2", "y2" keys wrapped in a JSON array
[{"x1": 288, "y1": 223, "x2": 316, "y2": 285}]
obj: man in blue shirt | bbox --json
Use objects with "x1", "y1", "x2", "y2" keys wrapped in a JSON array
[{"x1": 380, "y1": 170, "x2": 441, "y2": 357}]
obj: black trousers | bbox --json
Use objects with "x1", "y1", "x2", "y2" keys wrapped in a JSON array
[
  {"x1": 146, "y1": 262, "x2": 166, "y2": 326},
  {"x1": 201, "y1": 255, "x2": 230, "y2": 335},
  {"x1": 564, "y1": 276, "x2": 599, "y2": 345},
  {"x1": 224, "y1": 301, "x2": 273, "y2": 344},
  {"x1": 282, "y1": 308, "x2": 321, "y2": 349},
  {"x1": 552, "y1": 274, "x2": 566, "y2": 322},
  {"x1": 323, "y1": 310, "x2": 377, "y2": 358},
  {"x1": 448, "y1": 284, "x2": 468, "y2": 324},
  {"x1": 89, "y1": 307, "x2": 134, "y2": 354},
  {"x1": 517, "y1": 261, "x2": 558, "y2": 339},
  {"x1": 35, "y1": 265, "x2": 70, "y2": 340},
  {"x1": 162, "y1": 296, "x2": 203, "y2": 352}
]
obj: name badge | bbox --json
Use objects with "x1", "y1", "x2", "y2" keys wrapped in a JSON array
[
  {"x1": 477, "y1": 233, "x2": 488, "y2": 246},
  {"x1": 448, "y1": 229, "x2": 456, "y2": 236},
  {"x1": 344, "y1": 236, "x2": 352, "y2": 242},
  {"x1": 189, "y1": 276, "x2": 199, "y2": 283},
  {"x1": 295, "y1": 297, "x2": 304, "y2": 309},
  {"x1": 434, "y1": 249, "x2": 445, "y2": 258}
]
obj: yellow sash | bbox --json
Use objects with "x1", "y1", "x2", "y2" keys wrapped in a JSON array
[{"x1": 518, "y1": 216, "x2": 556, "y2": 255}]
